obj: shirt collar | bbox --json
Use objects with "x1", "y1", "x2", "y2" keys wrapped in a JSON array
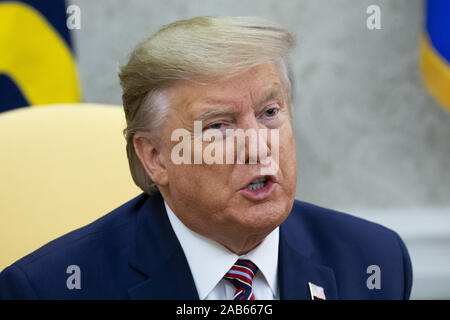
[{"x1": 164, "y1": 200, "x2": 279, "y2": 300}]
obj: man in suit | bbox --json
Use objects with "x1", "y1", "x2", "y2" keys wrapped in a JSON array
[{"x1": 0, "y1": 16, "x2": 412, "y2": 300}]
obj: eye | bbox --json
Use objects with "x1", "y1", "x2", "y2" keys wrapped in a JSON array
[
  {"x1": 264, "y1": 107, "x2": 279, "y2": 117},
  {"x1": 205, "y1": 122, "x2": 224, "y2": 130}
]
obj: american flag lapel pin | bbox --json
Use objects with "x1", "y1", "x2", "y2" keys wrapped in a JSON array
[{"x1": 308, "y1": 282, "x2": 326, "y2": 300}]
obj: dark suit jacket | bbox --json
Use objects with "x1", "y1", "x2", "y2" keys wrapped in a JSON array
[{"x1": 0, "y1": 192, "x2": 412, "y2": 299}]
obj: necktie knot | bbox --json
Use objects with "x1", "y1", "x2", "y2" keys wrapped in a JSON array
[{"x1": 224, "y1": 259, "x2": 258, "y2": 300}]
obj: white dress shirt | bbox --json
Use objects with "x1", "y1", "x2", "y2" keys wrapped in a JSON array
[{"x1": 164, "y1": 201, "x2": 280, "y2": 300}]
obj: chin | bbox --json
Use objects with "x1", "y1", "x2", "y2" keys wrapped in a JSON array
[{"x1": 239, "y1": 200, "x2": 290, "y2": 231}]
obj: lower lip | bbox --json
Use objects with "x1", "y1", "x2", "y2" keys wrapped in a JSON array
[{"x1": 239, "y1": 180, "x2": 277, "y2": 201}]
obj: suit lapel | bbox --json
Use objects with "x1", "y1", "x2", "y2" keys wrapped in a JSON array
[
  {"x1": 278, "y1": 217, "x2": 338, "y2": 300},
  {"x1": 126, "y1": 192, "x2": 338, "y2": 300},
  {"x1": 127, "y1": 192, "x2": 199, "y2": 300}
]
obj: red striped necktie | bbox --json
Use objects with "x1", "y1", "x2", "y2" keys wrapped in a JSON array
[{"x1": 224, "y1": 259, "x2": 258, "y2": 300}]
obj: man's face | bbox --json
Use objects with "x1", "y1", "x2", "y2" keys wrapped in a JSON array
[{"x1": 158, "y1": 62, "x2": 297, "y2": 251}]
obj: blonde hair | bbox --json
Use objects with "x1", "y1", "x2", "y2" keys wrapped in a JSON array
[{"x1": 119, "y1": 16, "x2": 295, "y2": 194}]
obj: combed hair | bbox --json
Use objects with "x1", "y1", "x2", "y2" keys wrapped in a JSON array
[{"x1": 119, "y1": 16, "x2": 295, "y2": 194}]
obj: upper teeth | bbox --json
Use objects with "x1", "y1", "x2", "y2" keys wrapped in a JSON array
[
  {"x1": 248, "y1": 183, "x2": 264, "y2": 191},
  {"x1": 247, "y1": 177, "x2": 267, "y2": 190}
]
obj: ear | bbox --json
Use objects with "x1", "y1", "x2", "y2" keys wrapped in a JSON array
[{"x1": 133, "y1": 133, "x2": 169, "y2": 187}]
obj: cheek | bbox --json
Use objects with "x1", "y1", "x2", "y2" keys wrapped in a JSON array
[
  {"x1": 278, "y1": 129, "x2": 298, "y2": 185},
  {"x1": 168, "y1": 165, "x2": 239, "y2": 221},
  {"x1": 167, "y1": 162, "x2": 234, "y2": 200},
  {"x1": 282, "y1": 136, "x2": 297, "y2": 167}
]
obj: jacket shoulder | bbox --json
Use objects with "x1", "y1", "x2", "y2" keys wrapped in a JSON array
[
  {"x1": 0, "y1": 193, "x2": 149, "y2": 299},
  {"x1": 289, "y1": 200, "x2": 400, "y2": 242},
  {"x1": 285, "y1": 200, "x2": 413, "y2": 299},
  {"x1": 13, "y1": 193, "x2": 148, "y2": 268}
]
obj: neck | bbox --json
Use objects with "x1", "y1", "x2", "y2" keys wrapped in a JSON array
[
  {"x1": 160, "y1": 188, "x2": 274, "y2": 256},
  {"x1": 222, "y1": 238, "x2": 263, "y2": 256}
]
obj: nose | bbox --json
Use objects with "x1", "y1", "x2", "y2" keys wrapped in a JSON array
[{"x1": 234, "y1": 114, "x2": 272, "y2": 166}]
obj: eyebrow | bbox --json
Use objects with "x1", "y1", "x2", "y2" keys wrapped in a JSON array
[
  {"x1": 193, "y1": 83, "x2": 284, "y2": 122},
  {"x1": 256, "y1": 84, "x2": 284, "y2": 108},
  {"x1": 194, "y1": 109, "x2": 235, "y2": 122}
]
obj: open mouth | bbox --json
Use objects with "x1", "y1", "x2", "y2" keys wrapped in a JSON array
[
  {"x1": 239, "y1": 175, "x2": 277, "y2": 201},
  {"x1": 246, "y1": 177, "x2": 268, "y2": 191}
]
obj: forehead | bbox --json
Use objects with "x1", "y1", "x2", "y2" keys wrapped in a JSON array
[{"x1": 165, "y1": 62, "x2": 283, "y2": 118}]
